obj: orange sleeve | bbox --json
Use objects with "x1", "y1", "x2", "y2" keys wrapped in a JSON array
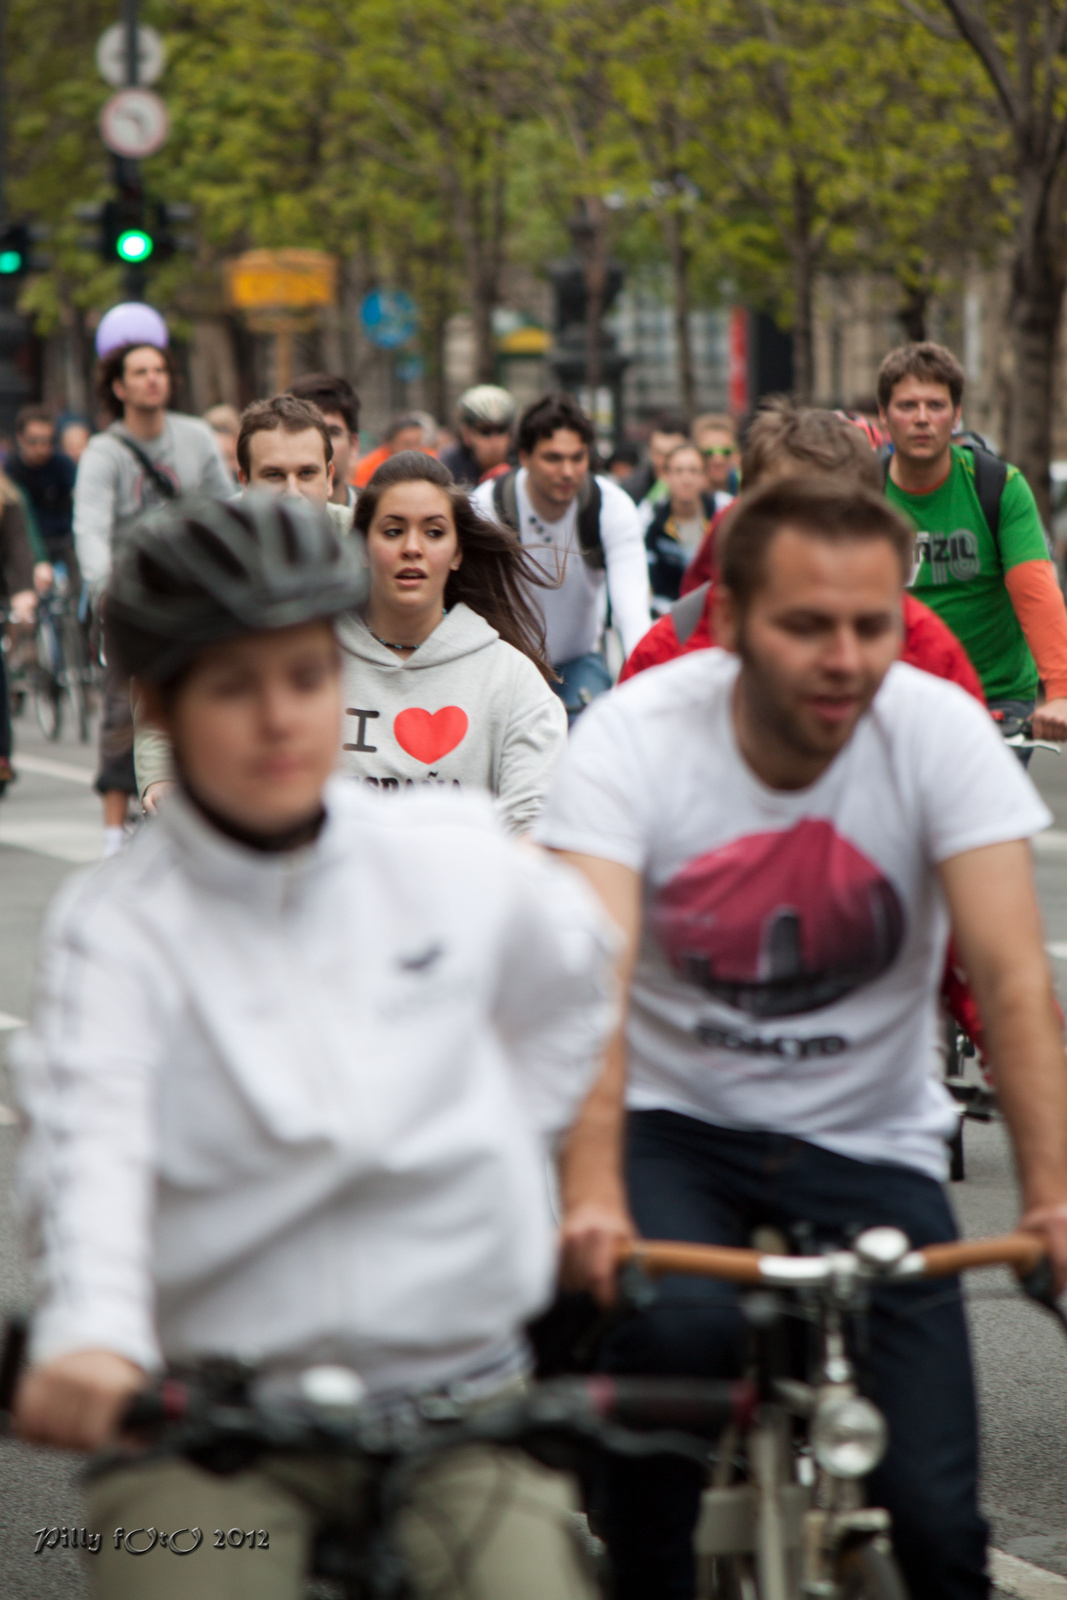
[{"x1": 1004, "y1": 559, "x2": 1067, "y2": 700}]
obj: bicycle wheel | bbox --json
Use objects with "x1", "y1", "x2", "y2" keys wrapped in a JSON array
[
  {"x1": 32, "y1": 614, "x2": 64, "y2": 741},
  {"x1": 703, "y1": 1555, "x2": 758, "y2": 1600},
  {"x1": 836, "y1": 1538, "x2": 909, "y2": 1600},
  {"x1": 61, "y1": 611, "x2": 92, "y2": 742}
]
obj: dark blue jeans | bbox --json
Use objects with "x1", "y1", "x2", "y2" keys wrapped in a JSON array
[
  {"x1": 599, "y1": 1111, "x2": 988, "y2": 1600},
  {"x1": 552, "y1": 650, "x2": 613, "y2": 724}
]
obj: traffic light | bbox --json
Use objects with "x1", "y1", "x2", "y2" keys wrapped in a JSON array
[
  {"x1": 0, "y1": 224, "x2": 31, "y2": 277},
  {"x1": 90, "y1": 196, "x2": 193, "y2": 266},
  {"x1": 101, "y1": 195, "x2": 153, "y2": 265}
]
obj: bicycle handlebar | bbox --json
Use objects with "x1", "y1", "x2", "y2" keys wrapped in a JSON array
[
  {"x1": 119, "y1": 1373, "x2": 758, "y2": 1443},
  {"x1": 619, "y1": 1229, "x2": 1046, "y2": 1286}
]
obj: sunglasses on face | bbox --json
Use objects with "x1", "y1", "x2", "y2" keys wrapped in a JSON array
[
  {"x1": 470, "y1": 422, "x2": 510, "y2": 437},
  {"x1": 701, "y1": 445, "x2": 734, "y2": 458}
]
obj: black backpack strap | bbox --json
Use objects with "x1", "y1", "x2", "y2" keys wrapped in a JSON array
[
  {"x1": 492, "y1": 469, "x2": 520, "y2": 531},
  {"x1": 113, "y1": 432, "x2": 179, "y2": 501},
  {"x1": 964, "y1": 445, "x2": 1007, "y2": 554},
  {"x1": 496, "y1": 468, "x2": 604, "y2": 569},
  {"x1": 670, "y1": 581, "x2": 711, "y2": 645},
  {"x1": 576, "y1": 475, "x2": 604, "y2": 570}
]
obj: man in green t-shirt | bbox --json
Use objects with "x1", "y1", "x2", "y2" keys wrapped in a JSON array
[{"x1": 879, "y1": 341, "x2": 1067, "y2": 742}]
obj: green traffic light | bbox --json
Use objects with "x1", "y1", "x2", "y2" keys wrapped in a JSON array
[
  {"x1": 116, "y1": 230, "x2": 153, "y2": 263},
  {"x1": 0, "y1": 250, "x2": 23, "y2": 274}
]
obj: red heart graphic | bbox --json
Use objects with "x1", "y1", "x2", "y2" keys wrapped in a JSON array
[{"x1": 393, "y1": 706, "x2": 469, "y2": 764}]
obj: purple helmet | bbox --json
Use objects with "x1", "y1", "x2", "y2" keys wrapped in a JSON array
[{"x1": 95, "y1": 302, "x2": 169, "y2": 359}]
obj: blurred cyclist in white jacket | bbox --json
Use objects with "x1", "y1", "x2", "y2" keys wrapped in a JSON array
[{"x1": 12, "y1": 492, "x2": 616, "y2": 1600}]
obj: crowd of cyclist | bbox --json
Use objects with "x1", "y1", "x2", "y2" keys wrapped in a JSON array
[{"x1": 4, "y1": 312, "x2": 1067, "y2": 1600}]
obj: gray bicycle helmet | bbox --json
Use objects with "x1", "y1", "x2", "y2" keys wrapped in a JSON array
[
  {"x1": 458, "y1": 384, "x2": 516, "y2": 429},
  {"x1": 105, "y1": 492, "x2": 369, "y2": 684}
]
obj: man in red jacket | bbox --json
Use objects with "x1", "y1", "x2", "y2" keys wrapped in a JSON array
[{"x1": 622, "y1": 399, "x2": 984, "y2": 704}]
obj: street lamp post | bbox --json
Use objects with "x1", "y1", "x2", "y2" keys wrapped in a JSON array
[{"x1": 0, "y1": 0, "x2": 30, "y2": 435}]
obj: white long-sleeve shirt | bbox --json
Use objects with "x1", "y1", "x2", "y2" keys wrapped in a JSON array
[
  {"x1": 13, "y1": 781, "x2": 617, "y2": 1393},
  {"x1": 473, "y1": 470, "x2": 651, "y2": 665},
  {"x1": 73, "y1": 414, "x2": 233, "y2": 592}
]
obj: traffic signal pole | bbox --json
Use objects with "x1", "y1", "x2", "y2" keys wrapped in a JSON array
[
  {"x1": 0, "y1": 0, "x2": 29, "y2": 433},
  {"x1": 119, "y1": 0, "x2": 145, "y2": 300}
]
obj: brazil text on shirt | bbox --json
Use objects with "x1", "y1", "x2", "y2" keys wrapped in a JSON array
[{"x1": 887, "y1": 444, "x2": 1049, "y2": 701}]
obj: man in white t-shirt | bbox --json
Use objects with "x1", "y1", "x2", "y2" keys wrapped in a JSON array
[
  {"x1": 473, "y1": 392, "x2": 650, "y2": 721},
  {"x1": 537, "y1": 476, "x2": 1067, "y2": 1600}
]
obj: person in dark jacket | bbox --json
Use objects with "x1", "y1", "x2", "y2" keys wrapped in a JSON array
[
  {"x1": 440, "y1": 385, "x2": 516, "y2": 487},
  {"x1": 620, "y1": 410, "x2": 688, "y2": 511},
  {"x1": 7, "y1": 406, "x2": 79, "y2": 584},
  {"x1": 644, "y1": 442, "x2": 715, "y2": 605},
  {"x1": 0, "y1": 474, "x2": 40, "y2": 788}
]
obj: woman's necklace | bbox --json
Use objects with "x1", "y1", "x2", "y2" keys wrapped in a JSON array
[{"x1": 368, "y1": 629, "x2": 418, "y2": 653}]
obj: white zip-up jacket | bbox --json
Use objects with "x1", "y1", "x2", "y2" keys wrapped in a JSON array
[{"x1": 13, "y1": 781, "x2": 617, "y2": 1394}]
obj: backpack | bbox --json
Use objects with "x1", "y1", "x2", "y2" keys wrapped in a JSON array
[
  {"x1": 883, "y1": 442, "x2": 1007, "y2": 552},
  {"x1": 671, "y1": 581, "x2": 712, "y2": 645},
  {"x1": 492, "y1": 469, "x2": 605, "y2": 570}
]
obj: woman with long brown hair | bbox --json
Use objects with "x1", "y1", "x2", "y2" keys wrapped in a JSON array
[{"x1": 340, "y1": 451, "x2": 566, "y2": 832}]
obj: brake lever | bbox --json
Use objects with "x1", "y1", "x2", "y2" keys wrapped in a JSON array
[
  {"x1": 0, "y1": 1314, "x2": 29, "y2": 1425},
  {"x1": 1019, "y1": 1259, "x2": 1067, "y2": 1342},
  {"x1": 1003, "y1": 734, "x2": 1061, "y2": 754}
]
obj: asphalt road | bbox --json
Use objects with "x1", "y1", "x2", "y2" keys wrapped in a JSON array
[{"x1": 1, "y1": 710, "x2": 1067, "y2": 1596}]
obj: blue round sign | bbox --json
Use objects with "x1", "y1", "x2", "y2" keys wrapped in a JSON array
[{"x1": 360, "y1": 289, "x2": 418, "y2": 350}]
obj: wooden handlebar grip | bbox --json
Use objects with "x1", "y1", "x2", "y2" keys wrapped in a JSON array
[
  {"x1": 620, "y1": 1240, "x2": 765, "y2": 1283},
  {"x1": 919, "y1": 1231, "x2": 1045, "y2": 1278}
]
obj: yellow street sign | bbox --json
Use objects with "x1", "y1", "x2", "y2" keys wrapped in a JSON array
[{"x1": 224, "y1": 249, "x2": 338, "y2": 312}]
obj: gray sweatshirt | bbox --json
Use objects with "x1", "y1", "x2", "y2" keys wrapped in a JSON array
[
  {"x1": 74, "y1": 414, "x2": 234, "y2": 591},
  {"x1": 134, "y1": 601, "x2": 567, "y2": 834}
]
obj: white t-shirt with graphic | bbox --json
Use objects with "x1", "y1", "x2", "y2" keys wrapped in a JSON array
[{"x1": 536, "y1": 650, "x2": 1051, "y2": 1178}]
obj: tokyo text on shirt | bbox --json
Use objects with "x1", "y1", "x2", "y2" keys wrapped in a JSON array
[{"x1": 536, "y1": 649, "x2": 1050, "y2": 1178}]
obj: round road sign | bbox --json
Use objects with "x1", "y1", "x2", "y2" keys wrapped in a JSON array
[
  {"x1": 99, "y1": 88, "x2": 170, "y2": 160},
  {"x1": 96, "y1": 23, "x2": 166, "y2": 88},
  {"x1": 360, "y1": 289, "x2": 418, "y2": 349}
]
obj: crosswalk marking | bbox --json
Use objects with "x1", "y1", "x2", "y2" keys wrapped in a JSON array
[
  {"x1": 991, "y1": 1549, "x2": 1067, "y2": 1600},
  {"x1": 0, "y1": 817, "x2": 102, "y2": 864},
  {"x1": 13, "y1": 753, "x2": 95, "y2": 786}
]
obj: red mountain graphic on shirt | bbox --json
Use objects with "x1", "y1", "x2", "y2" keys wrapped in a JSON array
[{"x1": 649, "y1": 819, "x2": 904, "y2": 1018}]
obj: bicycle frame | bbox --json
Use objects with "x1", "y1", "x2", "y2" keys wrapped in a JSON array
[{"x1": 622, "y1": 1229, "x2": 1057, "y2": 1600}]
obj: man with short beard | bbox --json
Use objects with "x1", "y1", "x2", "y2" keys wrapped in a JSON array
[{"x1": 539, "y1": 477, "x2": 1067, "y2": 1600}]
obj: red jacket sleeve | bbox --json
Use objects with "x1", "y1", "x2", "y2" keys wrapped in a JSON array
[
  {"x1": 900, "y1": 595, "x2": 985, "y2": 703},
  {"x1": 618, "y1": 614, "x2": 684, "y2": 683}
]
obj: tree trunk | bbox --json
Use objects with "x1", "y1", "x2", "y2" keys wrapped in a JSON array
[
  {"x1": 790, "y1": 172, "x2": 815, "y2": 403},
  {"x1": 791, "y1": 245, "x2": 815, "y2": 403},
  {"x1": 1006, "y1": 167, "x2": 1065, "y2": 525},
  {"x1": 470, "y1": 285, "x2": 495, "y2": 384},
  {"x1": 454, "y1": 136, "x2": 508, "y2": 385},
  {"x1": 578, "y1": 196, "x2": 606, "y2": 406},
  {"x1": 662, "y1": 203, "x2": 696, "y2": 421},
  {"x1": 897, "y1": 280, "x2": 928, "y2": 343},
  {"x1": 421, "y1": 259, "x2": 451, "y2": 423}
]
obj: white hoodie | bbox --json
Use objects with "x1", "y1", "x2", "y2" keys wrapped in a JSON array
[
  {"x1": 335, "y1": 604, "x2": 567, "y2": 833},
  {"x1": 134, "y1": 602, "x2": 567, "y2": 835},
  {"x1": 13, "y1": 781, "x2": 617, "y2": 1394}
]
